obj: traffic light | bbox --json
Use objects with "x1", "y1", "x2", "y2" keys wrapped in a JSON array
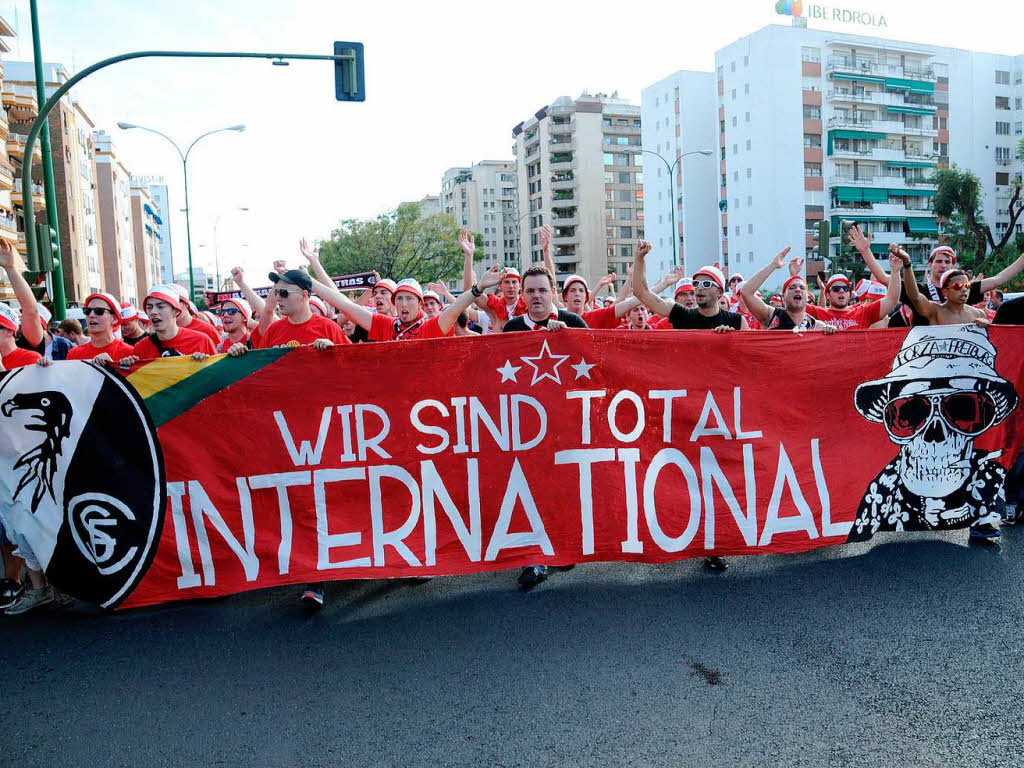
[
  {"x1": 21, "y1": 270, "x2": 46, "y2": 300},
  {"x1": 35, "y1": 223, "x2": 59, "y2": 272},
  {"x1": 817, "y1": 220, "x2": 830, "y2": 261},
  {"x1": 840, "y1": 219, "x2": 856, "y2": 256},
  {"x1": 334, "y1": 42, "x2": 365, "y2": 102}
]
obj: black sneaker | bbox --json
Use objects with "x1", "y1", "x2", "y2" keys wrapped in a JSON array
[
  {"x1": 1001, "y1": 504, "x2": 1020, "y2": 526},
  {"x1": 517, "y1": 565, "x2": 548, "y2": 590},
  {"x1": 704, "y1": 556, "x2": 728, "y2": 571},
  {"x1": 0, "y1": 579, "x2": 24, "y2": 610},
  {"x1": 299, "y1": 583, "x2": 325, "y2": 608},
  {"x1": 969, "y1": 522, "x2": 1001, "y2": 540}
]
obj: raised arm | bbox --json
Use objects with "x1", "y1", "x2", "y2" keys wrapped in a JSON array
[
  {"x1": 311, "y1": 277, "x2": 374, "y2": 330},
  {"x1": 459, "y1": 228, "x2": 489, "y2": 312},
  {"x1": 878, "y1": 246, "x2": 905, "y2": 316},
  {"x1": 632, "y1": 241, "x2": 676, "y2": 318},
  {"x1": 0, "y1": 238, "x2": 42, "y2": 346},
  {"x1": 230, "y1": 266, "x2": 266, "y2": 316},
  {"x1": 427, "y1": 281, "x2": 457, "y2": 305},
  {"x1": 900, "y1": 251, "x2": 937, "y2": 322},
  {"x1": 848, "y1": 225, "x2": 891, "y2": 285},
  {"x1": 539, "y1": 226, "x2": 564, "y2": 309},
  {"x1": 978, "y1": 250, "x2": 1024, "y2": 293},
  {"x1": 437, "y1": 265, "x2": 505, "y2": 334},
  {"x1": 299, "y1": 238, "x2": 334, "y2": 287},
  {"x1": 741, "y1": 247, "x2": 790, "y2": 328}
]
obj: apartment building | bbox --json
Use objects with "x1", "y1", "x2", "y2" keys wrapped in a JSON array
[
  {"x1": 5, "y1": 61, "x2": 103, "y2": 304},
  {"x1": 512, "y1": 93, "x2": 643, "y2": 288},
  {"x1": 94, "y1": 131, "x2": 139, "y2": 305},
  {"x1": 149, "y1": 183, "x2": 173, "y2": 283},
  {"x1": 441, "y1": 160, "x2": 518, "y2": 271},
  {"x1": 646, "y1": 22, "x2": 1024, "y2": 287},
  {"x1": 640, "y1": 72, "x2": 719, "y2": 281},
  {"x1": 129, "y1": 182, "x2": 162, "y2": 299}
]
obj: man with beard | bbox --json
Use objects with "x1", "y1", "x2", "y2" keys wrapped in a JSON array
[
  {"x1": 313, "y1": 268, "x2": 505, "y2": 341},
  {"x1": 119, "y1": 302, "x2": 147, "y2": 345},
  {"x1": 850, "y1": 226, "x2": 1024, "y2": 325},
  {"x1": 217, "y1": 297, "x2": 253, "y2": 353},
  {"x1": 501, "y1": 265, "x2": 588, "y2": 333},
  {"x1": 120, "y1": 286, "x2": 217, "y2": 363},
  {"x1": 741, "y1": 248, "x2": 839, "y2": 333},
  {"x1": 633, "y1": 242, "x2": 746, "y2": 333}
]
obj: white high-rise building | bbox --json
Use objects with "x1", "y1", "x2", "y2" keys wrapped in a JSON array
[
  {"x1": 440, "y1": 160, "x2": 518, "y2": 271},
  {"x1": 640, "y1": 72, "x2": 719, "y2": 282},
  {"x1": 644, "y1": 22, "x2": 1024, "y2": 287},
  {"x1": 149, "y1": 184, "x2": 173, "y2": 283}
]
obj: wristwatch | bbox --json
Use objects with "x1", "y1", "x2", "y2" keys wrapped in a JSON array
[{"x1": 471, "y1": 284, "x2": 483, "y2": 297}]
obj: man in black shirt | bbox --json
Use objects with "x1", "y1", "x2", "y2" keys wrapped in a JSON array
[
  {"x1": 850, "y1": 226, "x2": 1024, "y2": 325},
  {"x1": 632, "y1": 241, "x2": 746, "y2": 332},
  {"x1": 501, "y1": 265, "x2": 587, "y2": 333},
  {"x1": 501, "y1": 265, "x2": 585, "y2": 589},
  {"x1": 118, "y1": 303, "x2": 147, "y2": 345},
  {"x1": 741, "y1": 248, "x2": 845, "y2": 333},
  {"x1": 993, "y1": 295, "x2": 1024, "y2": 325}
]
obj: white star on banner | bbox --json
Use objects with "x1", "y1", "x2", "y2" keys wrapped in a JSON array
[
  {"x1": 571, "y1": 359, "x2": 595, "y2": 380},
  {"x1": 520, "y1": 340, "x2": 570, "y2": 386},
  {"x1": 497, "y1": 359, "x2": 521, "y2": 383}
]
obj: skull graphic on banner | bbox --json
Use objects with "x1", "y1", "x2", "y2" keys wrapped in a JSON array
[{"x1": 849, "y1": 325, "x2": 1020, "y2": 539}]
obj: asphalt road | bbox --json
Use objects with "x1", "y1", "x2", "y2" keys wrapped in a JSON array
[{"x1": 2, "y1": 527, "x2": 1023, "y2": 768}]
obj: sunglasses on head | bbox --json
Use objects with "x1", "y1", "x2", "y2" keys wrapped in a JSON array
[
  {"x1": 692, "y1": 279, "x2": 719, "y2": 290},
  {"x1": 83, "y1": 307, "x2": 114, "y2": 316},
  {"x1": 884, "y1": 391, "x2": 996, "y2": 440}
]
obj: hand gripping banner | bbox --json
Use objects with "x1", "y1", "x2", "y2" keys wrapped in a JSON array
[{"x1": 1, "y1": 325, "x2": 1021, "y2": 609}]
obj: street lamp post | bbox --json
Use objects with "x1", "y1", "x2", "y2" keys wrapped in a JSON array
[
  {"x1": 213, "y1": 206, "x2": 249, "y2": 291},
  {"x1": 505, "y1": 209, "x2": 534, "y2": 273},
  {"x1": 118, "y1": 122, "x2": 244, "y2": 300},
  {"x1": 627, "y1": 148, "x2": 712, "y2": 275}
]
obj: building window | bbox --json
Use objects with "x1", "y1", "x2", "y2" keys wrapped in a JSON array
[
  {"x1": 996, "y1": 147, "x2": 1012, "y2": 164},
  {"x1": 746, "y1": 168, "x2": 752, "y2": 179},
  {"x1": 747, "y1": 224, "x2": 753, "y2": 234},
  {"x1": 801, "y1": 47, "x2": 821, "y2": 63},
  {"x1": 731, "y1": 116, "x2": 737, "y2": 127},
  {"x1": 731, "y1": 89, "x2": 737, "y2": 100},
  {"x1": 744, "y1": 84, "x2": 750, "y2": 95},
  {"x1": 803, "y1": 134, "x2": 822, "y2": 148},
  {"x1": 803, "y1": 105, "x2": 821, "y2": 120},
  {"x1": 735, "y1": 225, "x2": 740, "y2": 236},
  {"x1": 716, "y1": 65, "x2": 724, "y2": 78},
  {"x1": 747, "y1": 195, "x2": 752, "y2": 206},
  {"x1": 996, "y1": 70, "x2": 1010, "y2": 85},
  {"x1": 1016, "y1": 122, "x2": 1023, "y2": 135},
  {"x1": 745, "y1": 111, "x2": 751, "y2": 123},
  {"x1": 745, "y1": 139, "x2": 752, "y2": 150},
  {"x1": 734, "y1": 171, "x2": 739, "y2": 181},
  {"x1": 997, "y1": 122, "x2": 1011, "y2": 135},
  {"x1": 996, "y1": 172, "x2": 1010, "y2": 185},
  {"x1": 996, "y1": 96, "x2": 1010, "y2": 110},
  {"x1": 1017, "y1": 98, "x2": 1023, "y2": 110},
  {"x1": 804, "y1": 163, "x2": 822, "y2": 177},
  {"x1": 744, "y1": 55, "x2": 749, "y2": 67}
]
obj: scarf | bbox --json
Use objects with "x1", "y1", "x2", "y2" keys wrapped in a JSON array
[{"x1": 394, "y1": 313, "x2": 426, "y2": 341}]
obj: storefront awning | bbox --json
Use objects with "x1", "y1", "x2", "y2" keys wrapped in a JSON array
[
  {"x1": 906, "y1": 217, "x2": 939, "y2": 233},
  {"x1": 831, "y1": 73, "x2": 886, "y2": 84},
  {"x1": 886, "y1": 105, "x2": 935, "y2": 116},
  {"x1": 861, "y1": 188, "x2": 889, "y2": 203},
  {"x1": 892, "y1": 188, "x2": 937, "y2": 197},
  {"x1": 885, "y1": 78, "x2": 936, "y2": 94},
  {"x1": 831, "y1": 129, "x2": 887, "y2": 140},
  {"x1": 834, "y1": 187, "x2": 864, "y2": 202},
  {"x1": 887, "y1": 161, "x2": 936, "y2": 169}
]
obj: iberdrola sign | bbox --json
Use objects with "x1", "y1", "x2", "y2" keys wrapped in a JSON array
[{"x1": 776, "y1": 1, "x2": 888, "y2": 28}]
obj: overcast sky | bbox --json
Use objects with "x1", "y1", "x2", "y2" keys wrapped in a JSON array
[{"x1": 4, "y1": 0, "x2": 1023, "y2": 281}]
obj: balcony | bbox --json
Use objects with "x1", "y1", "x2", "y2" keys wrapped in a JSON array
[
  {"x1": 828, "y1": 116, "x2": 937, "y2": 138},
  {"x1": 13, "y1": 178, "x2": 45, "y2": 209},
  {"x1": 0, "y1": 162, "x2": 13, "y2": 191},
  {"x1": 6, "y1": 133, "x2": 41, "y2": 162},
  {"x1": 552, "y1": 234, "x2": 579, "y2": 247},
  {"x1": 15, "y1": 231, "x2": 27, "y2": 254},
  {"x1": 549, "y1": 156, "x2": 574, "y2": 173},
  {"x1": 550, "y1": 122, "x2": 572, "y2": 135},
  {"x1": 550, "y1": 176, "x2": 575, "y2": 191},
  {"x1": 826, "y1": 57, "x2": 936, "y2": 82},
  {"x1": 0, "y1": 210, "x2": 17, "y2": 239},
  {"x1": 550, "y1": 214, "x2": 579, "y2": 227},
  {"x1": 2, "y1": 84, "x2": 38, "y2": 121},
  {"x1": 0, "y1": 110, "x2": 8, "y2": 138},
  {"x1": 551, "y1": 190, "x2": 575, "y2": 204},
  {"x1": 826, "y1": 89, "x2": 936, "y2": 111},
  {"x1": 549, "y1": 137, "x2": 575, "y2": 151},
  {"x1": 603, "y1": 122, "x2": 641, "y2": 135},
  {"x1": 830, "y1": 173, "x2": 934, "y2": 190}
]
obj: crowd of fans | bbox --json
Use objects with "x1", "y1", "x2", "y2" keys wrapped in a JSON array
[{"x1": 1, "y1": 223, "x2": 1023, "y2": 613}]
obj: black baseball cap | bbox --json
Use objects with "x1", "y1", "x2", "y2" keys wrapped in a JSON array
[{"x1": 269, "y1": 269, "x2": 313, "y2": 293}]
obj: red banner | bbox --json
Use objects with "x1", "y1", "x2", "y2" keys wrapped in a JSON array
[{"x1": 1, "y1": 325, "x2": 1021, "y2": 609}]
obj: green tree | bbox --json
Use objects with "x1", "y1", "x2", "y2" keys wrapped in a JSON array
[
  {"x1": 930, "y1": 156, "x2": 1024, "y2": 275},
  {"x1": 317, "y1": 202, "x2": 483, "y2": 285}
]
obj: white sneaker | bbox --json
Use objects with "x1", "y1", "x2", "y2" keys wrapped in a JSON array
[{"x1": 4, "y1": 587, "x2": 54, "y2": 615}]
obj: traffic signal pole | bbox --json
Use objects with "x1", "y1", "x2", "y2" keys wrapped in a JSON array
[
  {"x1": 28, "y1": 0, "x2": 66, "y2": 318},
  {"x1": 19, "y1": 46, "x2": 362, "y2": 318}
]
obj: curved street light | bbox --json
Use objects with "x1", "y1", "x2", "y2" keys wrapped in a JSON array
[
  {"x1": 118, "y1": 122, "x2": 245, "y2": 298},
  {"x1": 626, "y1": 148, "x2": 713, "y2": 274}
]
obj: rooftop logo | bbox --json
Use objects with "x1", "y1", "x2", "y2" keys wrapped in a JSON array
[{"x1": 776, "y1": 2, "x2": 888, "y2": 28}]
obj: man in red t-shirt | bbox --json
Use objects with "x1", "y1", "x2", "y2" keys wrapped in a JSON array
[
  {"x1": 312, "y1": 268, "x2": 505, "y2": 342},
  {"x1": 120, "y1": 285, "x2": 218, "y2": 363},
  {"x1": 60, "y1": 292, "x2": 134, "y2": 364},
  {"x1": 236, "y1": 270, "x2": 349, "y2": 353},
  {"x1": 217, "y1": 297, "x2": 252, "y2": 354},
  {"x1": 805, "y1": 272, "x2": 899, "y2": 330},
  {"x1": 458, "y1": 228, "x2": 526, "y2": 323},
  {"x1": 0, "y1": 302, "x2": 41, "y2": 369},
  {"x1": 168, "y1": 284, "x2": 222, "y2": 347}
]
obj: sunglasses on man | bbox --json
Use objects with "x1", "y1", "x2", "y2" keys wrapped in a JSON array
[
  {"x1": 82, "y1": 307, "x2": 115, "y2": 316},
  {"x1": 275, "y1": 288, "x2": 302, "y2": 299},
  {"x1": 692, "y1": 279, "x2": 719, "y2": 290},
  {"x1": 944, "y1": 280, "x2": 970, "y2": 292},
  {"x1": 221, "y1": 307, "x2": 240, "y2": 316},
  {"x1": 829, "y1": 285, "x2": 851, "y2": 293}
]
